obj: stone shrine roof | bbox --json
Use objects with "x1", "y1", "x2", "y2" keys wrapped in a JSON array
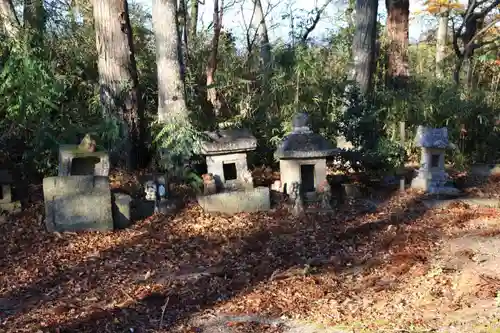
[
  {"x1": 275, "y1": 113, "x2": 337, "y2": 159},
  {"x1": 201, "y1": 129, "x2": 257, "y2": 155},
  {"x1": 414, "y1": 126, "x2": 449, "y2": 149}
]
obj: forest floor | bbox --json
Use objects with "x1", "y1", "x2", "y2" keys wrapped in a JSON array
[{"x1": 1, "y1": 170, "x2": 500, "y2": 332}]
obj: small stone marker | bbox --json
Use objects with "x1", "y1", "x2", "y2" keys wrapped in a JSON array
[
  {"x1": 112, "y1": 193, "x2": 132, "y2": 229},
  {"x1": 0, "y1": 170, "x2": 21, "y2": 213}
]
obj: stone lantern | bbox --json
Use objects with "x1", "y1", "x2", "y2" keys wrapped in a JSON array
[
  {"x1": 411, "y1": 126, "x2": 459, "y2": 195},
  {"x1": 275, "y1": 113, "x2": 338, "y2": 199}
]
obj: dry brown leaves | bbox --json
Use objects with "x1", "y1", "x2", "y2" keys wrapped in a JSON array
[{"x1": 0, "y1": 177, "x2": 499, "y2": 332}]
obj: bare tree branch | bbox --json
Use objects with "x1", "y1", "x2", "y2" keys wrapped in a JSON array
[{"x1": 300, "y1": 0, "x2": 333, "y2": 42}]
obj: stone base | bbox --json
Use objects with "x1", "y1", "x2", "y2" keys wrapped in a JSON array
[
  {"x1": 197, "y1": 187, "x2": 270, "y2": 214},
  {"x1": 43, "y1": 176, "x2": 113, "y2": 232},
  {"x1": 0, "y1": 201, "x2": 21, "y2": 213},
  {"x1": 411, "y1": 175, "x2": 460, "y2": 196},
  {"x1": 157, "y1": 198, "x2": 183, "y2": 215}
]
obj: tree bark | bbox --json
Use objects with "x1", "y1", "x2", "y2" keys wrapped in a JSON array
[
  {"x1": 206, "y1": 0, "x2": 223, "y2": 115},
  {"x1": 93, "y1": 0, "x2": 143, "y2": 170},
  {"x1": 152, "y1": 0, "x2": 189, "y2": 124},
  {"x1": 251, "y1": 0, "x2": 271, "y2": 74},
  {"x1": 189, "y1": 0, "x2": 199, "y2": 42},
  {"x1": 435, "y1": 11, "x2": 448, "y2": 78},
  {"x1": 352, "y1": 0, "x2": 378, "y2": 95},
  {"x1": 0, "y1": 0, "x2": 20, "y2": 38},
  {"x1": 24, "y1": 0, "x2": 46, "y2": 48},
  {"x1": 385, "y1": 0, "x2": 409, "y2": 86}
]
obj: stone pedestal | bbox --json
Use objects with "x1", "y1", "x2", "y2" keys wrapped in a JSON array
[{"x1": 43, "y1": 176, "x2": 113, "y2": 232}]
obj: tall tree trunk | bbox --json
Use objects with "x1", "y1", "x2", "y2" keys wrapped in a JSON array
[
  {"x1": 435, "y1": 10, "x2": 448, "y2": 78},
  {"x1": 93, "y1": 0, "x2": 143, "y2": 170},
  {"x1": 206, "y1": 0, "x2": 223, "y2": 115},
  {"x1": 385, "y1": 0, "x2": 409, "y2": 87},
  {"x1": 152, "y1": 0, "x2": 189, "y2": 124},
  {"x1": 178, "y1": 0, "x2": 189, "y2": 65},
  {"x1": 0, "y1": 0, "x2": 20, "y2": 39},
  {"x1": 453, "y1": 56, "x2": 463, "y2": 85},
  {"x1": 251, "y1": 0, "x2": 271, "y2": 75},
  {"x1": 189, "y1": 0, "x2": 199, "y2": 42},
  {"x1": 352, "y1": 0, "x2": 378, "y2": 95},
  {"x1": 23, "y1": 0, "x2": 45, "y2": 48}
]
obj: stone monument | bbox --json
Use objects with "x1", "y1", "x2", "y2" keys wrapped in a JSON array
[
  {"x1": 411, "y1": 126, "x2": 459, "y2": 195},
  {"x1": 43, "y1": 137, "x2": 114, "y2": 232},
  {"x1": 197, "y1": 129, "x2": 270, "y2": 214},
  {"x1": 275, "y1": 112, "x2": 338, "y2": 209}
]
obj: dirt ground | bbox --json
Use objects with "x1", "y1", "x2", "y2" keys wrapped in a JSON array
[{"x1": 0, "y1": 171, "x2": 500, "y2": 333}]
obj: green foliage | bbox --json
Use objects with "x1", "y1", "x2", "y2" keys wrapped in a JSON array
[
  {"x1": 1, "y1": 0, "x2": 499, "y2": 184},
  {"x1": 153, "y1": 120, "x2": 205, "y2": 190}
]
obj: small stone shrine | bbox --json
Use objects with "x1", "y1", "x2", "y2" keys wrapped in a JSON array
[
  {"x1": 58, "y1": 134, "x2": 110, "y2": 177},
  {"x1": 275, "y1": 112, "x2": 337, "y2": 212},
  {"x1": 202, "y1": 129, "x2": 256, "y2": 190},
  {"x1": 197, "y1": 129, "x2": 270, "y2": 214},
  {"x1": 411, "y1": 126, "x2": 459, "y2": 195},
  {"x1": 43, "y1": 135, "x2": 113, "y2": 232}
]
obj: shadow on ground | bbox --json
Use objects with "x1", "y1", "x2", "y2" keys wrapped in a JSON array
[{"x1": 0, "y1": 182, "x2": 491, "y2": 333}]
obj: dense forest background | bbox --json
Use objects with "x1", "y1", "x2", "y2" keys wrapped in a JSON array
[{"x1": 0, "y1": 0, "x2": 498, "y2": 183}]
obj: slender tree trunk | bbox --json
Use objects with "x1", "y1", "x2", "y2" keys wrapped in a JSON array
[
  {"x1": 93, "y1": 0, "x2": 143, "y2": 170},
  {"x1": 453, "y1": 56, "x2": 463, "y2": 85},
  {"x1": 23, "y1": 0, "x2": 45, "y2": 47},
  {"x1": 152, "y1": 0, "x2": 189, "y2": 124},
  {"x1": 352, "y1": 0, "x2": 378, "y2": 95},
  {"x1": 178, "y1": 0, "x2": 188, "y2": 65},
  {"x1": 435, "y1": 11, "x2": 448, "y2": 78},
  {"x1": 0, "y1": 0, "x2": 20, "y2": 38},
  {"x1": 385, "y1": 0, "x2": 409, "y2": 86},
  {"x1": 206, "y1": 0, "x2": 223, "y2": 115},
  {"x1": 251, "y1": 0, "x2": 271, "y2": 75},
  {"x1": 189, "y1": 0, "x2": 199, "y2": 42}
]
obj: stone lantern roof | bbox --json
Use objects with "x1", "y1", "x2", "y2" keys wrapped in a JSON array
[
  {"x1": 275, "y1": 113, "x2": 338, "y2": 159},
  {"x1": 201, "y1": 129, "x2": 257, "y2": 155},
  {"x1": 414, "y1": 126, "x2": 449, "y2": 149}
]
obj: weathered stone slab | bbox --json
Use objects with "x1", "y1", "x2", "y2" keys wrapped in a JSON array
[
  {"x1": 43, "y1": 176, "x2": 112, "y2": 232},
  {"x1": 112, "y1": 193, "x2": 132, "y2": 229},
  {"x1": 423, "y1": 198, "x2": 500, "y2": 209},
  {"x1": 470, "y1": 164, "x2": 500, "y2": 177},
  {"x1": 0, "y1": 201, "x2": 21, "y2": 213},
  {"x1": 58, "y1": 144, "x2": 110, "y2": 177},
  {"x1": 0, "y1": 169, "x2": 13, "y2": 205},
  {"x1": 201, "y1": 129, "x2": 257, "y2": 155},
  {"x1": 197, "y1": 187, "x2": 270, "y2": 214}
]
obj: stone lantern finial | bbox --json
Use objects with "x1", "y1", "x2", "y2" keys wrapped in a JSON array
[{"x1": 292, "y1": 112, "x2": 312, "y2": 133}]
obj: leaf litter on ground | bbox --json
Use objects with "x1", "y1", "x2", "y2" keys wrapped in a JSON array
[{"x1": 0, "y1": 171, "x2": 499, "y2": 332}]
